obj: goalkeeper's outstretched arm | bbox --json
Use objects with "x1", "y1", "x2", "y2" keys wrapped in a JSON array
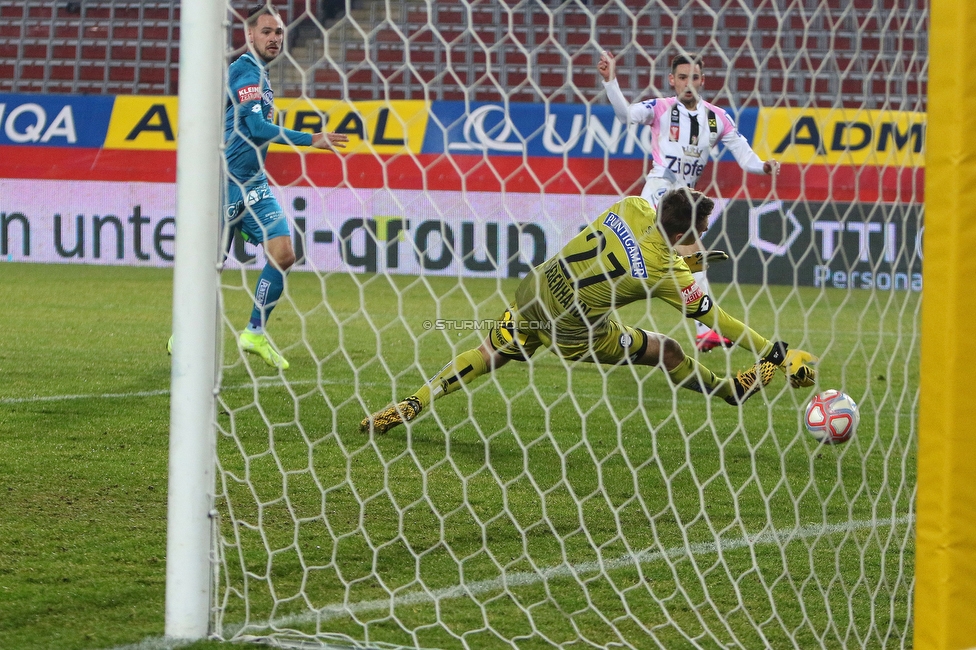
[
  {"x1": 681, "y1": 250, "x2": 729, "y2": 273},
  {"x1": 679, "y1": 296, "x2": 818, "y2": 389}
]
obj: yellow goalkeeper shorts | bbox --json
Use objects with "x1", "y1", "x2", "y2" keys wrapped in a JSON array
[{"x1": 487, "y1": 303, "x2": 648, "y2": 365}]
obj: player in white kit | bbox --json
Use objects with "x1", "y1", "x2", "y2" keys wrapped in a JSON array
[{"x1": 597, "y1": 51, "x2": 780, "y2": 351}]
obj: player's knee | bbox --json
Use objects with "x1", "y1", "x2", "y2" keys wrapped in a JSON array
[
  {"x1": 478, "y1": 340, "x2": 511, "y2": 370},
  {"x1": 659, "y1": 336, "x2": 685, "y2": 370},
  {"x1": 269, "y1": 248, "x2": 296, "y2": 271},
  {"x1": 264, "y1": 235, "x2": 296, "y2": 271},
  {"x1": 279, "y1": 250, "x2": 296, "y2": 271},
  {"x1": 637, "y1": 333, "x2": 683, "y2": 368}
]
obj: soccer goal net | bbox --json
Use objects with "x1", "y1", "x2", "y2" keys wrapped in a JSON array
[{"x1": 208, "y1": 0, "x2": 923, "y2": 647}]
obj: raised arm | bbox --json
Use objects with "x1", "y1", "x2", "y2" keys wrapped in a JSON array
[{"x1": 598, "y1": 50, "x2": 656, "y2": 126}]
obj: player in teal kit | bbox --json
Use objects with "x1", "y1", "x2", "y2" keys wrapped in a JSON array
[
  {"x1": 221, "y1": 4, "x2": 347, "y2": 369},
  {"x1": 169, "y1": 4, "x2": 347, "y2": 368}
]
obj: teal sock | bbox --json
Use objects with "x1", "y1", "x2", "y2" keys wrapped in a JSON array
[{"x1": 249, "y1": 263, "x2": 285, "y2": 330}]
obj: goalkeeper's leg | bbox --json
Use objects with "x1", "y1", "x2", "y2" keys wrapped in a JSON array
[
  {"x1": 360, "y1": 342, "x2": 510, "y2": 434},
  {"x1": 413, "y1": 345, "x2": 502, "y2": 409},
  {"x1": 361, "y1": 307, "x2": 540, "y2": 434}
]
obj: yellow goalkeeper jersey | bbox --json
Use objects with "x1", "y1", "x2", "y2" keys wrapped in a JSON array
[{"x1": 514, "y1": 196, "x2": 770, "y2": 355}]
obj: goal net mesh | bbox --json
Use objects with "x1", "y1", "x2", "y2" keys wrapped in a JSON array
[{"x1": 212, "y1": 0, "x2": 923, "y2": 647}]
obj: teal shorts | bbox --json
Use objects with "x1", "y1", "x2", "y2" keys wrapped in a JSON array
[{"x1": 225, "y1": 181, "x2": 290, "y2": 243}]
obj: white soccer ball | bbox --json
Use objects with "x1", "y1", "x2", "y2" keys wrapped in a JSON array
[{"x1": 804, "y1": 390, "x2": 859, "y2": 444}]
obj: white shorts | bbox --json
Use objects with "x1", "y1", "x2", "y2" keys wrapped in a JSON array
[{"x1": 640, "y1": 177, "x2": 674, "y2": 209}]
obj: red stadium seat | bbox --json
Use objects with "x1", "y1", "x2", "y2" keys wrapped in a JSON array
[{"x1": 0, "y1": 0, "x2": 927, "y2": 112}]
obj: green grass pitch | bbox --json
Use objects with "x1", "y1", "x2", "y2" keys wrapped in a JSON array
[{"x1": 0, "y1": 262, "x2": 916, "y2": 650}]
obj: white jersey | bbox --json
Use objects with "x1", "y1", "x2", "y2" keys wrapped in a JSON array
[{"x1": 603, "y1": 78, "x2": 766, "y2": 193}]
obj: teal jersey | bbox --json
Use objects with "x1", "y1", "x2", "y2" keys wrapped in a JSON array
[{"x1": 224, "y1": 52, "x2": 314, "y2": 188}]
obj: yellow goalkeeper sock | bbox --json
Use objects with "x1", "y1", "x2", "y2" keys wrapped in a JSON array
[
  {"x1": 411, "y1": 348, "x2": 490, "y2": 409},
  {"x1": 666, "y1": 356, "x2": 734, "y2": 401}
]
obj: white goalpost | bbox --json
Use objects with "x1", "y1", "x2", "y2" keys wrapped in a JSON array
[
  {"x1": 165, "y1": 0, "x2": 224, "y2": 638},
  {"x1": 169, "y1": 0, "x2": 928, "y2": 647}
]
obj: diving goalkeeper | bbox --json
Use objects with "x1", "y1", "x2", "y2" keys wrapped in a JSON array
[{"x1": 361, "y1": 189, "x2": 816, "y2": 434}]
